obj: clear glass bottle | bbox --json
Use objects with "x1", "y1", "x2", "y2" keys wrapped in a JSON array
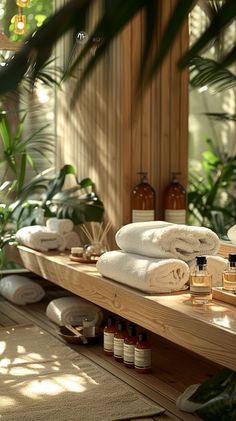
[
  {"x1": 222, "y1": 253, "x2": 236, "y2": 291},
  {"x1": 131, "y1": 172, "x2": 156, "y2": 223},
  {"x1": 103, "y1": 316, "x2": 116, "y2": 356},
  {"x1": 113, "y1": 321, "x2": 127, "y2": 362},
  {"x1": 164, "y1": 172, "x2": 186, "y2": 224},
  {"x1": 190, "y1": 256, "x2": 212, "y2": 304},
  {"x1": 84, "y1": 242, "x2": 107, "y2": 261},
  {"x1": 134, "y1": 332, "x2": 152, "y2": 373},
  {"x1": 123, "y1": 324, "x2": 138, "y2": 368}
]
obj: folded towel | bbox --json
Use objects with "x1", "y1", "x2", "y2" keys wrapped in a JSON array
[
  {"x1": 0, "y1": 275, "x2": 45, "y2": 305},
  {"x1": 46, "y1": 218, "x2": 74, "y2": 234},
  {"x1": 46, "y1": 296, "x2": 103, "y2": 326},
  {"x1": 189, "y1": 255, "x2": 227, "y2": 287},
  {"x1": 116, "y1": 221, "x2": 220, "y2": 262},
  {"x1": 96, "y1": 250, "x2": 190, "y2": 293},
  {"x1": 16, "y1": 225, "x2": 65, "y2": 252},
  {"x1": 64, "y1": 231, "x2": 81, "y2": 249}
]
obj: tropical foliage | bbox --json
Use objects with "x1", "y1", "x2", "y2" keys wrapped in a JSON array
[
  {"x1": 1, "y1": 0, "x2": 236, "y2": 98},
  {"x1": 188, "y1": 138, "x2": 236, "y2": 237}
]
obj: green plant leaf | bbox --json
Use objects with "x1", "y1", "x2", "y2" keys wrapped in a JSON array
[
  {"x1": 180, "y1": 1, "x2": 236, "y2": 67},
  {"x1": 190, "y1": 56, "x2": 236, "y2": 92}
]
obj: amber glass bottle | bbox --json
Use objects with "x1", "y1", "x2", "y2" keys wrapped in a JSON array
[
  {"x1": 113, "y1": 321, "x2": 127, "y2": 362},
  {"x1": 103, "y1": 316, "x2": 116, "y2": 356},
  {"x1": 131, "y1": 172, "x2": 156, "y2": 223},
  {"x1": 164, "y1": 173, "x2": 186, "y2": 224},
  {"x1": 134, "y1": 332, "x2": 152, "y2": 373},
  {"x1": 123, "y1": 324, "x2": 138, "y2": 368}
]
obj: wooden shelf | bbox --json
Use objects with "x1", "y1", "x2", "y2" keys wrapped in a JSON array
[{"x1": 13, "y1": 246, "x2": 236, "y2": 372}]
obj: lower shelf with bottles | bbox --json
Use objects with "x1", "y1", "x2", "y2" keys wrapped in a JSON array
[{"x1": 7, "y1": 245, "x2": 236, "y2": 373}]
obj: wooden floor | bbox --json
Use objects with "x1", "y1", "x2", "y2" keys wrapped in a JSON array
[{"x1": 0, "y1": 282, "x2": 213, "y2": 421}]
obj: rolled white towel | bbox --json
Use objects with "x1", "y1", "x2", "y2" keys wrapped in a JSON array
[
  {"x1": 0, "y1": 275, "x2": 45, "y2": 305},
  {"x1": 46, "y1": 296, "x2": 103, "y2": 326},
  {"x1": 189, "y1": 255, "x2": 227, "y2": 287},
  {"x1": 116, "y1": 221, "x2": 220, "y2": 263},
  {"x1": 96, "y1": 250, "x2": 190, "y2": 293},
  {"x1": 16, "y1": 225, "x2": 65, "y2": 252},
  {"x1": 64, "y1": 231, "x2": 81, "y2": 249},
  {"x1": 46, "y1": 218, "x2": 74, "y2": 234}
]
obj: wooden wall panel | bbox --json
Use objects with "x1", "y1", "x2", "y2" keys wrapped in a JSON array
[{"x1": 55, "y1": 0, "x2": 189, "y2": 247}]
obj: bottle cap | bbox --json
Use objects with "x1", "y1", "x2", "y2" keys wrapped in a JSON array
[
  {"x1": 107, "y1": 316, "x2": 116, "y2": 326},
  {"x1": 128, "y1": 324, "x2": 137, "y2": 337},
  {"x1": 117, "y1": 321, "x2": 126, "y2": 331},
  {"x1": 229, "y1": 253, "x2": 236, "y2": 263},
  {"x1": 196, "y1": 256, "x2": 207, "y2": 265},
  {"x1": 138, "y1": 332, "x2": 148, "y2": 342}
]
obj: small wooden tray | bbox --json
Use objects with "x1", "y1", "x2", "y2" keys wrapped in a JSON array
[
  {"x1": 69, "y1": 255, "x2": 97, "y2": 264},
  {"x1": 213, "y1": 287, "x2": 236, "y2": 306}
]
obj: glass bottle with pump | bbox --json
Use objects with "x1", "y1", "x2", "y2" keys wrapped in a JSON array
[
  {"x1": 131, "y1": 172, "x2": 156, "y2": 223},
  {"x1": 190, "y1": 256, "x2": 212, "y2": 304},
  {"x1": 164, "y1": 172, "x2": 186, "y2": 224},
  {"x1": 134, "y1": 332, "x2": 152, "y2": 373},
  {"x1": 103, "y1": 316, "x2": 116, "y2": 356},
  {"x1": 222, "y1": 253, "x2": 236, "y2": 291},
  {"x1": 123, "y1": 324, "x2": 138, "y2": 368},
  {"x1": 113, "y1": 321, "x2": 127, "y2": 362}
]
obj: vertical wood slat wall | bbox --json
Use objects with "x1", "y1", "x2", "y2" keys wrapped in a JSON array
[{"x1": 55, "y1": 0, "x2": 189, "y2": 248}]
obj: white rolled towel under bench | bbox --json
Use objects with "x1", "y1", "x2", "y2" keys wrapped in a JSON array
[
  {"x1": 0, "y1": 275, "x2": 45, "y2": 305},
  {"x1": 46, "y1": 296, "x2": 103, "y2": 326}
]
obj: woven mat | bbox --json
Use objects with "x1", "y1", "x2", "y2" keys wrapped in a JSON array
[{"x1": 0, "y1": 325, "x2": 164, "y2": 420}]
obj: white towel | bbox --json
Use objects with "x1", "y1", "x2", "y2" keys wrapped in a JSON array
[
  {"x1": 46, "y1": 218, "x2": 74, "y2": 234},
  {"x1": 0, "y1": 275, "x2": 45, "y2": 305},
  {"x1": 189, "y1": 255, "x2": 227, "y2": 287},
  {"x1": 96, "y1": 250, "x2": 190, "y2": 293},
  {"x1": 46, "y1": 296, "x2": 103, "y2": 326},
  {"x1": 64, "y1": 231, "x2": 81, "y2": 249},
  {"x1": 176, "y1": 384, "x2": 201, "y2": 413},
  {"x1": 116, "y1": 221, "x2": 220, "y2": 263},
  {"x1": 16, "y1": 225, "x2": 65, "y2": 252}
]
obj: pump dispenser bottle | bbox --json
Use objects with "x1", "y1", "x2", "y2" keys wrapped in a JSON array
[
  {"x1": 131, "y1": 172, "x2": 156, "y2": 223},
  {"x1": 164, "y1": 172, "x2": 186, "y2": 224},
  {"x1": 222, "y1": 253, "x2": 236, "y2": 291},
  {"x1": 190, "y1": 256, "x2": 212, "y2": 304}
]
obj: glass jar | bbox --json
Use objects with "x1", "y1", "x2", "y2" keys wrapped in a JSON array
[{"x1": 84, "y1": 242, "x2": 107, "y2": 261}]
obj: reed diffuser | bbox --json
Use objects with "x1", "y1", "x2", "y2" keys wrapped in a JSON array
[{"x1": 80, "y1": 221, "x2": 111, "y2": 261}]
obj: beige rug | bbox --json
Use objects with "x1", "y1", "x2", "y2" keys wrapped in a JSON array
[{"x1": 0, "y1": 325, "x2": 164, "y2": 420}]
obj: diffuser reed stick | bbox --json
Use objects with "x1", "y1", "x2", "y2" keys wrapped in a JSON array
[{"x1": 81, "y1": 221, "x2": 112, "y2": 244}]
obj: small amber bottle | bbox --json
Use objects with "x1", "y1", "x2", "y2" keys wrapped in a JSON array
[
  {"x1": 222, "y1": 253, "x2": 236, "y2": 291},
  {"x1": 131, "y1": 172, "x2": 156, "y2": 223},
  {"x1": 103, "y1": 316, "x2": 116, "y2": 356},
  {"x1": 123, "y1": 324, "x2": 138, "y2": 368},
  {"x1": 190, "y1": 256, "x2": 212, "y2": 305},
  {"x1": 113, "y1": 321, "x2": 127, "y2": 362},
  {"x1": 134, "y1": 332, "x2": 152, "y2": 373},
  {"x1": 164, "y1": 172, "x2": 186, "y2": 224}
]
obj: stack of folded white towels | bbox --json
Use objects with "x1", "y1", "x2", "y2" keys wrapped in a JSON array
[
  {"x1": 16, "y1": 217, "x2": 81, "y2": 252},
  {"x1": 96, "y1": 221, "x2": 226, "y2": 293}
]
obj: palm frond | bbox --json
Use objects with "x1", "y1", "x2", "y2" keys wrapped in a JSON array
[
  {"x1": 190, "y1": 56, "x2": 236, "y2": 92},
  {"x1": 205, "y1": 112, "x2": 236, "y2": 122},
  {"x1": 180, "y1": 0, "x2": 236, "y2": 67}
]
